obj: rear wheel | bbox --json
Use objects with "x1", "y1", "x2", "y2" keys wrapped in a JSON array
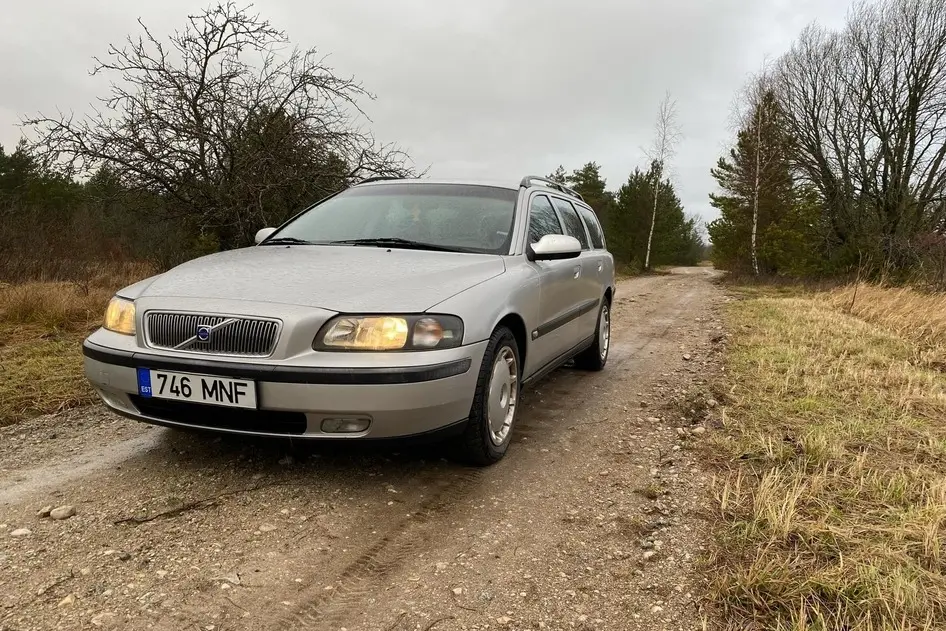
[
  {"x1": 574, "y1": 298, "x2": 610, "y2": 371},
  {"x1": 452, "y1": 326, "x2": 520, "y2": 466}
]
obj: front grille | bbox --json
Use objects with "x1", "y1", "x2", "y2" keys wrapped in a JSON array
[
  {"x1": 130, "y1": 396, "x2": 307, "y2": 435},
  {"x1": 146, "y1": 312, "x2": 280, "y2": 357}
]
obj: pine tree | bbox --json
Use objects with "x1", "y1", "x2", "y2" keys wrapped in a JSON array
[
  {"x1": 547, "y1": 165, "x2": 568, "y2": 184},
  {"x1": 707, "y1": 90, "x2": 820, "y2": 275},
  {"x1": 609, "y1": 163, "x2": 700, "y2": 268},
  {"x1": 565, "y1": 162, "x2": 615, "y2": 226}
]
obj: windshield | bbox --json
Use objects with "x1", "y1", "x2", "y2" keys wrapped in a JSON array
[{"x1": 267, "y1": 183, "x2": 518, "y2": 255}]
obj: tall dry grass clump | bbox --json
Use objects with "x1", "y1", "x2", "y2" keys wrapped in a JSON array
[
  {"x1": 0, "y1": 282, "x2": 112, "y2": 330},
  {"x1": 829, "y1": 284, "x2": 946, "y2": 361},
  {"x1": 0, "y1": 261, "x2": 154, "y2": 328},
  {"x1": 0, "y1": 261, "x2": 155, "y2": 425},
  {"x1": 709, "y1": 284, "x2": 946, "y2": 630}
]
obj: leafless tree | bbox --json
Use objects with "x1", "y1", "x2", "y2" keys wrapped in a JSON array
[
  {"x1": 775, "y1": 0, "x2": 946, "y2": 270},
  {"x1": 22, "y1": 2, "x2": 415, "y2": 247},
  {"x1": 644, "y1": 91, "x2": 682, "y2": 270}
]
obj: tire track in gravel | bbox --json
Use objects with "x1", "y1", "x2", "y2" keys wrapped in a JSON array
[
  {"x1": 273, "y1": 469, "x2": 486, "y2": 630},
  {"x1": 267, "y1": 273, "x2": 708, "y2": 631}
]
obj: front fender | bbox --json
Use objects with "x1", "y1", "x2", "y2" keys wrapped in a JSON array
[{"x1": 426, "y1": 260, "x2": 539, "y2": 346}]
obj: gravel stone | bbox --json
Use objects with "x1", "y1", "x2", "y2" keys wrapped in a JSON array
[{"x1": 50, "y1": 505, "x2": 76, "y2": 520}]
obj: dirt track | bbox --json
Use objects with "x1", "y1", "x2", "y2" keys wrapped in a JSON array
[{"x1": 0, "y1": 267, "x2": 725, "y2": 631}]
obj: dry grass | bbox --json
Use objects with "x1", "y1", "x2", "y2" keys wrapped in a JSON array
[
  {"x1": 709, "y1": 285, "x2": 946, "y2": 630},
  {"x1": 0, "y1": 282, "x2": 113, "y2": 329},
  {"x1": 830, "y1": 284, "x2": 946, "y2": 367},
  {"x1": 0, "y1": 262, "x2": 154, "y2": 426}
]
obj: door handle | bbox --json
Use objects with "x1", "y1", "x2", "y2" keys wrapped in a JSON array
[
  {"x1": 597, "y1": 262, "x2": 603, "y2": 273},
  {"x1": 573, "y1": 265, "x2": 581, "y2": 279}
]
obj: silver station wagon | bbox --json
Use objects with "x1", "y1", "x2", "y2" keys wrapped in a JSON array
[{"x1": 83, "y1": 176, "x2": 616, "y2": 465}]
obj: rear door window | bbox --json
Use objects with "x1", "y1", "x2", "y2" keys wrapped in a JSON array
[
  {"x1": 550, "y1": 197, "x2": 590, "y2": 250},
  {"x1": 576, "y1": 205, "x2": 605, "y2": 249}
]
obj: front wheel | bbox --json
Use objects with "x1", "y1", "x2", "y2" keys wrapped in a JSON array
[
  {"x1": 452, "y1": 326, "x2": 521, "y2": 466},
  {"x1": 574, "y1": 298, "x2": 611, "y2": 371}
]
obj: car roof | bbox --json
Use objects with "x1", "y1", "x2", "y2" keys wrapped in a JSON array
[
  {"x1": 352, "y1": 178, "x2": 589, "y2": 207},
  {"x1": 353, "y1": 177, "x2": 519, "y2": 191}
]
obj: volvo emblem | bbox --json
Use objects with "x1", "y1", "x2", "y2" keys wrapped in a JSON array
[
  {"x1": 196, "y1": 324, "x2": 212, "y2": 342},
  {"x1": 174, "y1": 318, "x2": 238, "y2": 350}
]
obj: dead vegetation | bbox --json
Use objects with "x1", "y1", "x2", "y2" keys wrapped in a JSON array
[
  {"x1": 831, "y1": 283, "x2": 946, "y2": 364},
  {"x1": 0, "y1": 263, "x2": 153, "y2": 426},
  {"x1": 708, "y1": 284, "x2": 946, "y2": 630},
  {"x1": 1, "y1": 283, "x2": 113, "y2": 329}
]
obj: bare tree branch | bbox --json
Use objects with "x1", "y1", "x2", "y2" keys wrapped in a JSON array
[
  {"x1": 21, "y1": 1, "x2": 415, "y2": 247},
  {"x1": 774, "y1": 0, "x2": 946, "y2": 269}
]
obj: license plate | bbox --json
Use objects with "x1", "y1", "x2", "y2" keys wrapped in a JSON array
[{"x1": 137, "y1": 368, "x2": 257, "y2": 409}]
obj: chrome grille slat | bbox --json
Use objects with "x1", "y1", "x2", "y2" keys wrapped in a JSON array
[{"x1": 146, "y1": 312, "x2": 279, "y2": 357}]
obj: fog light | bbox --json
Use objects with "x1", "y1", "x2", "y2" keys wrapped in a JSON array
[
  {"x1": 96, "y1": 387, "x2": 135, "y2": 414},
  {"x1": 321, "y1": 418, "x2": 371, "y2": 433}
]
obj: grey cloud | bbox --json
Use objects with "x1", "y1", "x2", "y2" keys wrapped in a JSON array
[{"x1": 1, "y1": 0, "x2": 853, "y2": 225}]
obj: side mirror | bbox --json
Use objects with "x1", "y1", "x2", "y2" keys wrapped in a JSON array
[
  {"x1": 254, "y1": 227, "x2": 277, "y2": 244},
  {"x1": 528, "y1": 234, "x2": 582, "y2": 261}
]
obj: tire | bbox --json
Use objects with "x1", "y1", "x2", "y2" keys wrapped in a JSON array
[
  {"x1": 452, "y1": 326, "x2": 521, "y2": 466},
  {"x1": 574, "y1": 297, "x2": 611, "y2": 371}
]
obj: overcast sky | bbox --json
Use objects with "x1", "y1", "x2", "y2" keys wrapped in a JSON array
[{"x1": 0, "y1": 0, "x2": 853, "y2": 226}]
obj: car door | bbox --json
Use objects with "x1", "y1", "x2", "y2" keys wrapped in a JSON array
[
  {"x1": 549, "y1": 196, "x2": 601, "y2": 342},
  {"x1": 524, "y1": 194, "x2": 582, "y2": 375},
  {"x1": 575, "y1": 201, "x2": 613, "y2": 306}
]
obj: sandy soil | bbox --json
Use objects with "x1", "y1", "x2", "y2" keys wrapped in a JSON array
[{"x1": 0, "y1": 267, "x2": 726, "y2": 631}]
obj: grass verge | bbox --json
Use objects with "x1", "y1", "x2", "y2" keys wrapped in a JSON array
[
  {"x1": 0, "y1": 263, "x2": 153, "y2": 426},
  {"x1": 708, "y1": 285, "x2": 946, "y2": 630}
]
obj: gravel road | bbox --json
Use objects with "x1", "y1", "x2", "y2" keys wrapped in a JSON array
[{"x1": 0, "y1": 267, "x2": 725, "y2": 631}]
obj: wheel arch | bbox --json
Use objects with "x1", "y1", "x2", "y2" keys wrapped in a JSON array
[{"x1": 494, "y1": 312, "x2": 528, "y2": 370}]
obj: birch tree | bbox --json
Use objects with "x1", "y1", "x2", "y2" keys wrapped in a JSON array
[
  {"x1": 708, "y1": 84, "x2": 806, "y2": 276},
  {"x1": 732, "y1": 65, "x2": 785, "y2": 275},
  {"x1": 644, "y1": 92, "x2": 682, "y2": 270},
  {"x1": 744, "y1": 69, "x2": 770, "y2": 275}
]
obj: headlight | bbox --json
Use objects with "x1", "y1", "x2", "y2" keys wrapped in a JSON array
[
  {"x1": 315, "y1": 315, "x2": 463, "y2": 351},
  {"x1": 103, "y1": 297, "x2": 136, "y2": 335}
]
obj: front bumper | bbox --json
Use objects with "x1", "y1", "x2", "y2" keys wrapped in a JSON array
[{"x1": 82, "y1": 336, "x2": 487, "y2": 440}]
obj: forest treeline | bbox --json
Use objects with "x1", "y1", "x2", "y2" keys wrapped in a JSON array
[
  {"x1": 547, "y1": 163, "x2": 705, "y2": 270},
  {"x1": 0, "y1": 143, "x2": 705, "y2": 282}
]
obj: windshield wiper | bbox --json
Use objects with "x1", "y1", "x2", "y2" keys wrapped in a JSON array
[
  {"x1": 329, "y1": 238, "x2": 466, "y2": 253},
  {"x1": 260, "y1": 236, "x2": 315, "y2": 246}
]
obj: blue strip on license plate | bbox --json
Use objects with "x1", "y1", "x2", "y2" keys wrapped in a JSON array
[{"x1": 137, "y1": 367, "x2": 153, "y2": 397}]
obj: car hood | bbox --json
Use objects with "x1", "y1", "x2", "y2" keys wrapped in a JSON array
[{"x1": 137, "y1": 245, "x2": 506, "y2": 312}]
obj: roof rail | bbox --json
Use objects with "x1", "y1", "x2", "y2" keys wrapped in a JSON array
[
  {"x1": 356, "y1": 175, "x2": 403, "y2": 185},
  {"x1": 518, "y1": 175, "x2": 584, "y2": 202}
]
